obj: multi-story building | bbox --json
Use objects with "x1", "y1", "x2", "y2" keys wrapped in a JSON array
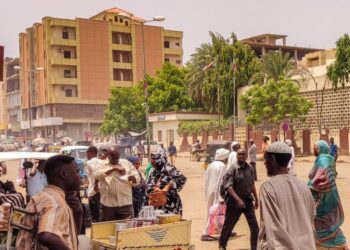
[
  {"x1": 4, "y1": 58, "x2": 21, "y2": 137},
  {"x1": 18, "y1": 7, "x2": 183, "y2": 141}
]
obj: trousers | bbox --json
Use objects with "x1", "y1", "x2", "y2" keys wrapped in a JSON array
[
  {"x1": 88, "y1": 193, "x2": 100, "y2": 222},
  {"x1": 219, "y1": 199, "x2": 258, "y2": 250},
  {"x1": 101, "y1": 204, "x2": 134, "y2": 221}
]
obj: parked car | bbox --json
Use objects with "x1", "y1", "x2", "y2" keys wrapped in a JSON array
[
  {"x1": 204, "y1": 140, "x2": 233, "y2": 168},
  {"x1": 0, "y1": 141, "x2": 17, "y2": 152},
  {"x1": 74, "y1": 141, "x2": 92, "y2": 146},
  {"x1": 60, "y1": 146, "x2": 88, "y2": 173}
]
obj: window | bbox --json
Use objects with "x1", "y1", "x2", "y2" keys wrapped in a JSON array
[
  {"x1": 158, "y1": 131, "x2": 162, "y2": 142},
  {"x1": 62, "y1": 31, "x2": 69, "y2": 39},
  {"x1": 176, "y1": 59, "x2": 182, "y2": 64},
  {"x1": 113, "y1": 69, "x2": 133, "y2": 81},
  {"x1": 175, "y1": 42, "x2": 180, "y2": 47},
  {"x1": 65, "y1": 88, "x2": 73, "y2": 97},
  {"x1": 164, "y1": 58, "x2": 170, "y2": 63},
  {"x1": 125, "y1": 21, "x2": 128, "y2": 26},
  {"x1": 63, "y1": 50, "x2": 71, "y2": 59},
  {"x1": 119, "y1": 18, "x2": 123, "y2": 23},
  {"x1": 164, "y1": 41, "x2": 170, "y2": 48},
  {"x1": 114, "y1": 16, "x2": 118, "y2": 22},
  {"x1": 64, "y1": 69, "x2": 71, "y2": 78}
]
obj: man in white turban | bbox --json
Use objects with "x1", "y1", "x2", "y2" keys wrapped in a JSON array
[
  {"x1": 227, "y1": 141, "x2": 240, "y2": 169},
  {"x1": 201, "y1": 148, "x2": 230, "y2": 241}
]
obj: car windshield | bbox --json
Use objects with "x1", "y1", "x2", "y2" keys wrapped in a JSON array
[{"x1": 75, "y1": 149, "x2": 87, "y2": 160}]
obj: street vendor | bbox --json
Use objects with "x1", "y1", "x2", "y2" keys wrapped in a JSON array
[
  {"x1": 93, "y1": 148, "x2": 140, "y2": 221},
  {"x1": 146, "y1": 153, "x2": 187, "y2": 215}
]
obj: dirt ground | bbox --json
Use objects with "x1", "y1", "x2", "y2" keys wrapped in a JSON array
[{"x1": 3, "y1": 155, "x2": 350, "y2": 250}]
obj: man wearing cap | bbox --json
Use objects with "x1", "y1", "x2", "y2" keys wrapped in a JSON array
[
  {"x1": 227, "y1": 141, "x2": 240, "y2": 169},
  {"x1": 201, "y1": 148, "x2": 230, "y2": 241},
  {"x1": 258, "y1": 142, "x2": 316, "y2": 250},
  {"x1": 248, "y1": 139, "x2": 257, "y2": 181}
]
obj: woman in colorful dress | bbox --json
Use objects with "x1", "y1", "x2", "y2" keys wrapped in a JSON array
[
  {"x1": 145, "y1": 153, "x2": 186, "y2": 214},
  {"x1": 308, "y1": 140, "x2": 348, "y2": 249}
]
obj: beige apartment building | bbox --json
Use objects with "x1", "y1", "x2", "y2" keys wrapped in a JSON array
[{"x1": 18, "y1": 7, "x2": 183, "y2": 141}]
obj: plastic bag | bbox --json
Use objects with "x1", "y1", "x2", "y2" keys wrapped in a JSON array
[{"x1": 208, "y1": 203, "x2": 226, "y2": 235}]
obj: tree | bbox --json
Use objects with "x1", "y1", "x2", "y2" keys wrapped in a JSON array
[
  {"x1": 240, "y1": 78, "x2": 313, "y2": 137},
  {"x1": 327, "y1": 34, "x2": 350, "y2": 89},
  {"x1": 186, "y1": 32, "x2": 260, "y2": 117},
  {"x1": 100, "y1": 87, "x2": 145, "y2": 136},
  {"x1": 147, "y1": 63, "x2": 199, "y2": 113}
]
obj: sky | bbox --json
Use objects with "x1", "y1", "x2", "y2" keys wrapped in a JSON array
[{"x1": 1, "y1": 0, "x2": 350, "y2": 63}]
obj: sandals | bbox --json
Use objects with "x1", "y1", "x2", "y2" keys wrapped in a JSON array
[{"x1": 201, "y1": 235, "x2": 218, "y2": 241}]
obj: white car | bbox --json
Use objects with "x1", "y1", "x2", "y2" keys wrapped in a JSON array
[{"x1": 133, "y1": 140, "x2": 159, "y2": 154}]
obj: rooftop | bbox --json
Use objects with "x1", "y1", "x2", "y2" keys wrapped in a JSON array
[{"x1": 91, "y1": 7, "x2": 146, "y2": 22}]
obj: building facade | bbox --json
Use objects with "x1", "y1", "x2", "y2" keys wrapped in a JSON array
[{"x1": 18, "y1": 7, "x2": 183, "y2": 141}]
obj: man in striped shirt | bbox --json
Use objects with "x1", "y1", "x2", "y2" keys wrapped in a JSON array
[{"x1": 16, "y1": 155, "x2": 80, "y2": 250}]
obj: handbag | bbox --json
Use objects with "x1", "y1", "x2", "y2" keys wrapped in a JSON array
[{"x1": 149, "y1": 177, "x2": 171, "y2": 207}]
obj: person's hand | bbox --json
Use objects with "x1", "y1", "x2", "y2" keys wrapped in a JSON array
[
  {"x1": 128, "y1": 175, "x2": 137, "y2": 184},
  {"x1": 65, "y1": 192, "x2": 83, "y2": 216},
  {"x1": 236, "y1": 198, "x2": 245, "y2": 209},
  {"x1": 115, "y1": 166, "x2": 126, "y2": 175},
  {"x1": 154, "y1": 186, "x2": 161, "y2": 192},
  {"x1": 254, "y1": 200, "x2": 259, "y2": 210}
]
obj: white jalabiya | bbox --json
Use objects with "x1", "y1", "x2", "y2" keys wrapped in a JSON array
[{"x1": 203, "y1": 160, "x2": 227, "y2": 235}]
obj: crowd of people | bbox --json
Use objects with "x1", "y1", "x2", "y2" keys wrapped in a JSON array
[{"x1": 202, "y1": 137, "x2": 347, "y2": 250}]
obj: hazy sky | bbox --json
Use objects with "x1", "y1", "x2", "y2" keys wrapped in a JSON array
[{"x1": 1, "y1": 0, "x2": 350, "y2": 62}]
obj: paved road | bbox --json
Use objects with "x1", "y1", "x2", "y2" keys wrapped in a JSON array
[{"x1": 3, "y1": 157, "x2": 350, "y2": 250}]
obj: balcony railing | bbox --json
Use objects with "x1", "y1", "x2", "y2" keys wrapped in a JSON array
[{"x1": 50, "y1": 58, "x2": 77, "y2": 66}]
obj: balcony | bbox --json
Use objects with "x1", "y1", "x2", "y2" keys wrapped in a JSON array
[
  {"x1": 21, "y1": 117, "x2": 63, "y2": 129},
  {"x1": 51, "y1": 77, "x2": 79, "y2": 85},
  {"x1": 50, "y1": 38, "x2": 76, "y2": 46},
  {"x1": 111, "y1": 44, "x2": 132, "y2": 51},
  {"x1": 112, "y1": 62, "x2": 132, "y2": 70},
  {"x1": 50, "y1": 58, "x2": 77, "y2": 66},
  {"x1": 49, "y1": 19, "x2": 76, "y2": 27},
  {"x1": 112, "y1": 80, "x2": 133, "y2": 87},
  {"x1": 164, "y1": 48, "x2": 183, "y2": 56}
]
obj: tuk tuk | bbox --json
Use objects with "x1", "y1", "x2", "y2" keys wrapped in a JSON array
[{"x1": 203, "y1": 140, "x2": 233, "y2": 169}]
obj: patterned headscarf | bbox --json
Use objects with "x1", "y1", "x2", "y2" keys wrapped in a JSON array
[
  {"x1": 151, "y1": 153, "x2": 166, "y2": 169},
  {"x1": 315, "y1": 140, "x2": 330, "y2": 155}
]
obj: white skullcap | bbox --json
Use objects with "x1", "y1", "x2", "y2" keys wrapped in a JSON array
[
  {"x1": 215, "y1": 148, "x2": 230, "y2": 161},
  {"x1": 231, "y1": 141, "x2": 240, "y2": 149},
  {"x1": 266, "y1": 142, "x2": 292, "y2": 154},
  {"x1": 285, "y1": 139, "x2": 292, "y2": 146}
]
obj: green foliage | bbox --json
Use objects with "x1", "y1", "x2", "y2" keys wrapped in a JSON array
[
  {"x1": 186, "y1": 32, "x2": 260, "y2": 118},
  {"x1": 327, "y1": 34, "x2": 350, "y2": 89},
  {"x1": 100, "y1": 87, "x2": 145, "y2": 136},
  {"x1": 177, "y1": 119, "x2": 231, "y2": 135},
  {"x1": 147, "y1": 63, "x2": 200, "y2": 113},
  {"x1": 240, "y1": 78, "x2": 313, "y2": 126}
]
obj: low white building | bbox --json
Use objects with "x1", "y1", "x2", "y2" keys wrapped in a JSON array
[{"x1": 148, "y1": 112, "x2": 222, "y2": 149}]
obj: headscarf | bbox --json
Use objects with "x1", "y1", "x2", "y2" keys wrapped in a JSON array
[
  {"x1": 151, "y1": 153, "x2": 166, "y2": 169},
  {"x1": 127, "y1": 156, "x2": 139, "y2": 166}
]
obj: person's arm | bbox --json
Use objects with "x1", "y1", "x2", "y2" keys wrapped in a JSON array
[
  {"x1": 37, "y1": 232, "x2": 70, "y2": 250},
  {"x1": 66, "y1": 191, "x2": 83, "y2": 234},
  {"x1": 251, "y1": 184, "x2": 259, "y2": 209},
  {"x1": 29, "y1": 162, "x2": 38, "y2": 177},
  {"x1": 228, "y1": 186, "x2": 245, "y2": 208}
]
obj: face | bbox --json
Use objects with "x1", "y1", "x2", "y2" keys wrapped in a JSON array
[
  {"x1": 108, "y1": 148, "x2": 120, "y2": 165},
  {"x1": 86, "y1": 151, "x2": 94, "y2": 160},
  {"x1": 133, "y1": 159, "x2": 141, "y2": 170},
  {"x1": 313, "y1": 144, "x2": 319, "y2": 157},
  {"x1": 237, "y1": 149, "x2": 247, "y2": 164},
  {"x1": 330, "y1": 138, "x2": 334, "y2": 144},
  {"x1": 264, "y1": 153, "x2": 277, "y2": 176},
  {"x1": 62, "y1": 161, "x2": 80, "y2": 191},
  {"x1": 151, "y1": 158, "x2": 156, "y2": 168},
  {"x1": 233, "y1": 144, "x2": 241, "y2": 152}
]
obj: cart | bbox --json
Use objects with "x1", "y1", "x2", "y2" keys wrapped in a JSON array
[{"x1": 91, "y1": 220, "x2": 194, "y2": 250}]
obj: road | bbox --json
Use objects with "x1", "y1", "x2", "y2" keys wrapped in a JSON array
[{"x1": 3, "y1": 156, "x2": 350, "y2": 250}]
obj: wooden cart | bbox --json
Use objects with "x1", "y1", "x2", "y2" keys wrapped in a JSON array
[{"x1": 91, "y1": 220, "x2": 193, "y2": 250}]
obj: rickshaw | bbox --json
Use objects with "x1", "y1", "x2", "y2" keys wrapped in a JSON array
[{"x1": 203, "y1": 140, "x2": 233, "y2": 169}]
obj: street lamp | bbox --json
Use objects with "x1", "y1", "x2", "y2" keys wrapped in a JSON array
[
  {"x1": 14, "y1": 66, "x2": 44, "y2": 139},
  {"x1": 119, "y1": 12, "x2": 165, "y2": 161}
]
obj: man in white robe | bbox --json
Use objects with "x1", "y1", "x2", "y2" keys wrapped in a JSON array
[
  {"x1": 227, "y1": 141, "x2": 240, "y2": 169},
  {"x1": 201, "y1": 148, "x2": 230, "y2": 241},
  {"x1": 285, "y1": 139, "x2": 296, "y2": 175},
  {"x1": 258, "y1": 142, "x2": 316, "y2": 250}
]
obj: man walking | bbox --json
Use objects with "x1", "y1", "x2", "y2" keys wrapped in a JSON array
[
  {"x1": 201, "y1": 148, "x2": 230, "y2": 241},
  {"x1": 167, "y1": 141, "x2": 177, "y2": 165},
  {"x1": 227, "y1": 141, "x2": 240, "y2": 169},
  {"x1": 86, "y1": 146, "x2": 101, "y2": 222},
  {"x1": 329, "y1": 137, "x2": 339, "y2": 177},
  {"x1": 258, "y1": 142, "x2": 316, "y2": 249},
  {"x1": 158, "y1": 143, "x2": 167, "y2": 159},
  {"x1": 219, "y1": 149, "x2": 259, "y2": 250},
  {"x1": 248, "y1": 139, "x2": 257, "y2": 180}
]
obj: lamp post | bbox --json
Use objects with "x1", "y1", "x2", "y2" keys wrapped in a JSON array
[
  {"x1": 119, "y1": 13, "x2": 165, "y2": 161},
  {"x1": 14, "y1": 66, "x2": 44, "y2": 140},
  {"x1": 232, "y1": 55, "x2": 236, "y2": 141}
]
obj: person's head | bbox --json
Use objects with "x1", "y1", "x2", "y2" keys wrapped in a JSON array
[
  {"x1": 127, "y1": 156, "x2": 141, "y2": 170},
  {"x1": 313, "y1": 140, "x2": 330, "y2": 157},
  {"x1": 151, "y1": 153, "x2": 166, "y2": 171},
  {"x1": 160, "y1": 143, "x2": 164, "y2": 148},
  {"x1": 249, "y1": 139, "x2": 254, "y2": 145},
  {"x1": 44, "y1": 155, "x2": 80, "y2": 192},
  {"x1": 23, "y1": 161, "x2": 34, "y2": 169},
  {"x1": 231, "y1": 141, "x2": 240, "y2": 152},
  {"x1": 170, "y1": 141, "x2": 174, "y2": 146},
  {"x1": 262, "y1": 136, "x2": 270, "y2": 143},
  {"x1": 196, "y1": 140, "x2": 199, "y2": 143},
  {"x1": 237, "y1": 149, "x2": 247, "y2": 164},
  {"x1": 100, "y1": 149, "x2": 108, "y2": 159},
  {"x1": 107, "y1": 148, "x2": 120, "y2": 165},
  {"x1": 330, "y1": 137, "x2": 334, "y2": 144},
  {"x1": 285, "y1": 139, "x2": 292, "y2": 147},
  {"x1": 214, "y1": 148, "x2": 230, "y2": 164},
  {"x1": 37, "y1": 160, "x2": 46, "y2": 172},
  {"x1": 264, "y1": 142, "x2": 292, "y2": 176},
  {"x1": 86, "y1": 146, "x2": 98, "y2": 160}
]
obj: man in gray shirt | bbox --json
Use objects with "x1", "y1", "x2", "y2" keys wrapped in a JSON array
[{"x1": 248, "y1": 139, "x2": 257, "y2": 181}]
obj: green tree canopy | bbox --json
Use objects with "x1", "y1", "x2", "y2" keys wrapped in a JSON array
[
  {"x1": 240, "y1": 78, "x2": 313, "y2": 128},
  {"x1": 327, "y1": 33, "x2": 350, "y2": 89},
  {"x1": 100, "y1": 87, "x2": 145, "y2": 136}
]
